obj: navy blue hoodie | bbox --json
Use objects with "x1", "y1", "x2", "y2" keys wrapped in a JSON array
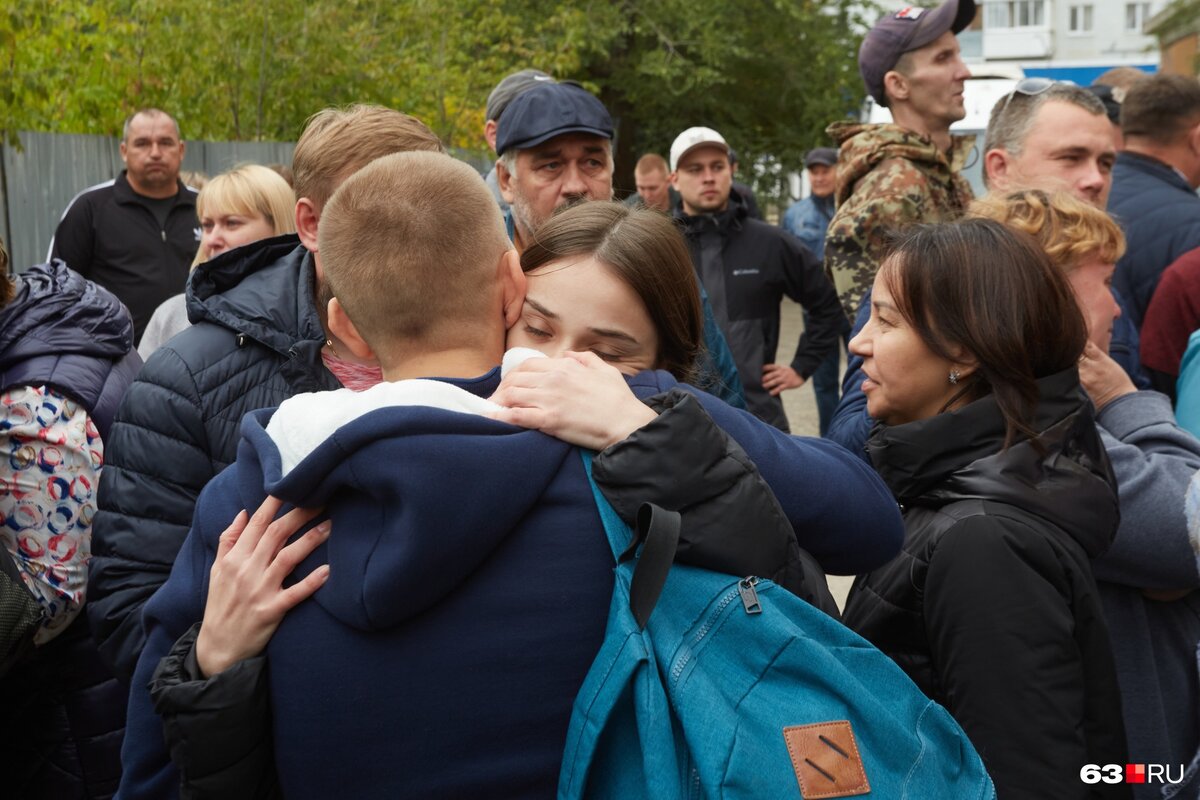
[{"x1": 120, "y1": 367, "x2": 902, "y2": 799}]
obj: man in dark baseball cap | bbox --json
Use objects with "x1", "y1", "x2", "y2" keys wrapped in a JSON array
[
  {"x1": 859, "y1": 0, "x2": 976, "y2": 109},
  {"x1": 782, "y1": 146, "x2": 845, "y2": 435},
  {"x1": 823, "y1": 0, "x2": 976, "y2": 320},
  {"x1": 494, "y1": 82, "x2": 614, "y2": 251}
]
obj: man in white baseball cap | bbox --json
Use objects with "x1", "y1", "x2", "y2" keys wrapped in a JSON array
[{"x1": 669, "y1": 126, "x2": 843, "y2": 432}]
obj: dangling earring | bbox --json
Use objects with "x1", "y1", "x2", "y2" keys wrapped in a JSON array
[
  {"x1": 325, "y1": 338, "x2": 334, "y2": 349},
  {"x1": 949, "y1": 369, "x2": 960, "y2": 385}
]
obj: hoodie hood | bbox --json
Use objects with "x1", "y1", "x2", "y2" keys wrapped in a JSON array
[
  {"x1": 866, "y1": 368, "x2": 1118, "y2": 557},
  {"x1": 233, "y1": 349, "x2": 572, "y2": 632},
  {"x1": 826, "y1": 121, "x2": 976, "y2": 208},
  {"x1": 0, "y1": 261, "x2": 133, "y2": 367},
  {"x1": 186, "y1": 234, "x2": 321, "y2": 359}
]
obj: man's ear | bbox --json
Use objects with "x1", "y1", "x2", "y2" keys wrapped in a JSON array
[
  {"x1": 499, "y1": 248, "x2": 526, "y2": 328},
  {"x1": 484, "y1": 119, "x2": 499, "y2": 152},
  {"x1": 1188, "y1": 120, "x2": 1200, "y2": 160},
  {"x1": 883, "y1": 70, "x2": 909, "y2": 104},
  {"x1": 295, "y1": 198, "x2": 320, "y2": 253},
  {"x1": 496, "y1": 159, "x2": 516, "y2": 205},
  {"x1": 327, "y1": 297, "x2": 375, "y2": 360},
  {"x1": 119, "y1": 141, "x2": 128, "y2": 165},
  {"x1": 984, "y1": 148, "x2": 1011, "y2": 189},
  {"x1": 669, "y1": 171, "x2": 680, "y2": 190}
]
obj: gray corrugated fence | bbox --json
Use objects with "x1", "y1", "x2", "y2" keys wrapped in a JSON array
[
  {"x1": 0, "y1": 131, "x2": 492, "y2": 274},
  {"x1": 0, "y1": 131, "x2": 297, "y2": 273}
]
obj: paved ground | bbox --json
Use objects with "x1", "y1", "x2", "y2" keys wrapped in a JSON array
[{"x1": 775, "y1": 300, "x2": 856, "y2": 609}]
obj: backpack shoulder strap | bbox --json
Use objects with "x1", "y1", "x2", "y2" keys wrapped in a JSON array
[
  {"x1": 580, "y1": 449, "x2": 681, "y2": 630},
  {"x1": 579, "y1": 449, "x2": 632, "y2": 562}
]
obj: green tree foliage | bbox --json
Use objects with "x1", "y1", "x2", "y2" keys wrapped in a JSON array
[
  {"x1": 597, "y1": 0, "x2": 870, "y2": 206},
  {"x1": 0, "y1": 2, "x2": 132, "y2": 142},
  {"x1": 1, "y1": 0, "x2": 869, "y2": 205}
]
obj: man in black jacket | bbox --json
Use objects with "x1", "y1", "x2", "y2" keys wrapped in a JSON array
[
  {"x1": 87, "y1": 106, "x2": 445, "y2": 684},
  {"x1": 49, "y1": 109, "x2": 199, "y2": 344},
  {"x1": 670, "y1": 126, "x2": 844, "y2": 432}
]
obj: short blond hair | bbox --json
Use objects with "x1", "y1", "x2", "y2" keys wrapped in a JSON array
[
  {"x1": 635, "y1": 153, "x2": 668, "y2": 177},
  {"x1": 319, "y1": 152, "x2": 510, "y2": 359},
  {"x1": 970, "y1": 190, "x2": 1125, "y2": 272},
  {"x1": 193, "y1": 164, "x2": 296, "y2": 266},
  {"x1": 292, "y1": 105, "x2": 444, "y2": 211}
]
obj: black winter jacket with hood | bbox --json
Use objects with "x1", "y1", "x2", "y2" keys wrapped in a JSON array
[
  {"x1": 0, "y1": 261, "x2": 140, "y2": 800},
  {"x1": 842, "y1": 368, "x2": 1130, "y2": 800},
  {"x1": 88, "y1": 236, "x2": 340, "y2": 681}
]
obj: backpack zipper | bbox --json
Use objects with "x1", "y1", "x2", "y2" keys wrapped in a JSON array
[
  {"x1": 669, "y1": 576, "x2": 760, "y2": 685},
  {"x1": 738, "y1": 577, "x2": 762, "y2": 614}
]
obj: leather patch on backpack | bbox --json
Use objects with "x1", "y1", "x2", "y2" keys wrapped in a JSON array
[{"x1": 783, "y1": 720, "x2": 870, "y2": 798}]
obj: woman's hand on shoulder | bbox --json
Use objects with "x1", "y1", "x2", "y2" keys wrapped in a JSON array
[
  {"x1": 195, "y1": 496, "x2": 331, "y2": 678},
  {"x1": 488, "y1": 351, "x2": 657, "y2": 451}
]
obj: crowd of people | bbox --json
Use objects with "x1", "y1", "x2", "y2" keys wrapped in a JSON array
[{"x1": 2, "y1": 0, "x2": 1200, "y2": 796}]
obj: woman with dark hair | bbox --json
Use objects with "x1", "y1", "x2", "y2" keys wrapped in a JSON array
[
  {"x1": 508, "y1": 201, "x2": 703, "y2": 381},
  {"x1": 840, "y1": 218, "x2": 1130, "y2": 799}
]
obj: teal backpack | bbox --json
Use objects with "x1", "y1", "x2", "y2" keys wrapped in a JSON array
[{"x1": 559, "y1": 452, "x2": 996, "y2": 800}]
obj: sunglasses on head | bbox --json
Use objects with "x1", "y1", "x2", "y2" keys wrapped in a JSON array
[{"x1": 997, "y1": 77, "x2": 1057, "y2": 116}]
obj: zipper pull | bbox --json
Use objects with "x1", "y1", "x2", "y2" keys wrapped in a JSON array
[
  {"x1": 738, "y1": 577, "x2": 761, "y2": 615},
  {"x1": 162, "y1": 230, "x2": 167, "y2": 242}
]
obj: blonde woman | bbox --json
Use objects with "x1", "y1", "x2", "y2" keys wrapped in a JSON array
[{"x1": 138, "y1": 164, "x2": 295, "y2": 358}]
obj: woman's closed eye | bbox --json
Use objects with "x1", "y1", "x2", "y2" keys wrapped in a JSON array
[
  {"x1": 522, "y1": 324, "x2": 552, "y2": 339},
  {"x1": 590, "y1": 349, "x2": 623, "y2": 363}
]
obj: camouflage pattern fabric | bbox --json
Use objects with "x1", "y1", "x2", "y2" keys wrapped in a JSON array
[{"x1": 824, "y1": 122, "x2": 975, "y2": 319}]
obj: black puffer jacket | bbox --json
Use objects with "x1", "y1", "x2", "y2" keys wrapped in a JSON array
[
  {"x1": 842, "y1": 368, "x2": 1130, "y2": 800},
  {"x1": 0, "y1": 262, "x2": 140, "y2": 800},
  {"x1": 89, "y1": 236, "x2": 339, "y2": 681},
  {"x1": 147, "y1": 389, "x2": 838, "y2": 799}
]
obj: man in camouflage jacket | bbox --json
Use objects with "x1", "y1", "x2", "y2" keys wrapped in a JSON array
[{"x1": 825, "y1": 0, "x2": 976, "y2": 319}]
